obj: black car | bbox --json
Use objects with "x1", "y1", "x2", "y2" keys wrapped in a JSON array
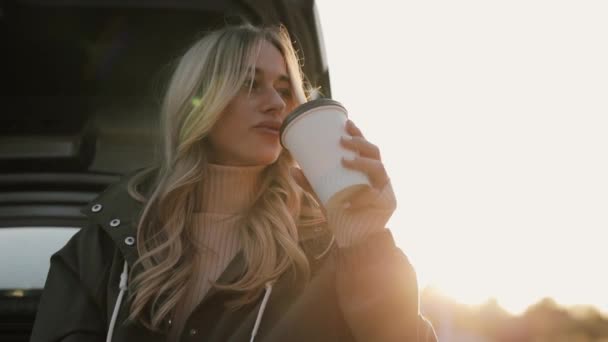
[{"x1": 0, "y1": 1, "x2": 330, "y2": 340}]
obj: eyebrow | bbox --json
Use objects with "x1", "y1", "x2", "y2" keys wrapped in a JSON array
[{"x1": 253, "y1": 68, "x2": 290, "y2": 83}]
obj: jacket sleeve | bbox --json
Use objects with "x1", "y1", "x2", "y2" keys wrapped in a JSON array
[
  {"x1": 335, "y1": 230, "x2": 437, "y2": 342},
  {"x1": 30, "y1": 224, "x2": 114, "y2": 342}
]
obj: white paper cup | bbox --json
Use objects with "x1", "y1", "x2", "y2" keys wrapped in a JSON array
[{"x1": 280, "y1": 99, "x2": 371, "y2": 208}]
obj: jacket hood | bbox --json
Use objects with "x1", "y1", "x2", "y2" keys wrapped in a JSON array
[{"x1": 81, "y1": 172, "x2": 145, "y2": 267}]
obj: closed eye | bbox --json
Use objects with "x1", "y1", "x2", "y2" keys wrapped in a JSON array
[
  {"x1": 243, "y1": 78, "x2": 260, "y2": 90},
  {"x1": 277, "y1": 87, "x2": 292, "y2": 100}
]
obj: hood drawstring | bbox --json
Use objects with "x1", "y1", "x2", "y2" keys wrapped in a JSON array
[
  {"x1": 106, "y1": 263, "x2": 272, "y2": 342},
  {"x1": 250, "y1": 281, "x2": 274, "y2": 342},
  {"x1": 107, "y1": 260, "x2": 129, "y2": 342}
]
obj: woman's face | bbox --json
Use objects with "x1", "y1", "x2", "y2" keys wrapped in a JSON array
[{"x1": 206, "y1": 40, "x2": 295, "y2": 166}]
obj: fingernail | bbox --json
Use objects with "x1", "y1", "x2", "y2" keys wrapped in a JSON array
[
  {"x1": 343, "y1": 155, "x2": 356, "y2": 162},
  {"x1": 342, "y1": 135, "x2": 352, "y2": 141}
]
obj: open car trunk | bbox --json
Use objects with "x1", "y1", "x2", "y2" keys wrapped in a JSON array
[{"x1": 0, "y1": 1, "x2": 330, "y2": 340}]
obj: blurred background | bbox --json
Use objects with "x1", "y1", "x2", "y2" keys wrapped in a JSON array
[{"x1": 316, "y1": 1, "x2": 608, "y2": 341}]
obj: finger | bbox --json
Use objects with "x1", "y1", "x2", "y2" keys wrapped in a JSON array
[
  {"x1": 342, "y1": 155, "x2": 389, "y2": 189},
  {"x1": 345, "y1": 119, "x2": 364, "y2": 138},
  {"x1": 341, "y1": 135, "x2": 381, "y2": 160}
]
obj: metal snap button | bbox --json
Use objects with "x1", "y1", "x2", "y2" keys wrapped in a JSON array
[
  {"x1": 110, "y1": 219, "x2": 121, "y2": 227},
  {"x1": 124, "y1": 236, "x2": 135, "y2": 246},
  {"x1": 91, "y1": 204, "x2": 103, "y2": 213},
  {"x1": 189, "y1": 328, "x2": 197, "y2": 336}
]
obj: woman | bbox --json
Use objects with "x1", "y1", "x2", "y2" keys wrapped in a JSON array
[{"x1": 31, "y1": 24, "x2": 437, "y2": 342}]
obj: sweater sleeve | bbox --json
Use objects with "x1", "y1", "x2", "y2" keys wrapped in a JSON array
[
  {"x1": 326, "y1": 181, "x2": 397, "y2": 247},
  {"x1": 30, "y1": 225, "x2": 111, "y2": 342},
  {"x1": 335, "y1": 230, "x2": 437, "y2": 342}
]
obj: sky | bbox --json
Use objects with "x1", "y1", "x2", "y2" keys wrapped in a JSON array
[{"x1": 316, "y1": 0, "x2": 608, "y2": 315}]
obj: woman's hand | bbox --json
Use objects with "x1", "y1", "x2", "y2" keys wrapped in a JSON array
[
  {"x1": 292, "y1": 119, "x2": 396, "y2": 246},
  {"x1": 292, "y1": 119, "x2": 394, "y2": 211},
  {"x1": 340, "y1": 120, "x2": 389, "y2": 190},
  {"x1": 338, "y1": 119, "x2": 394, "y2": 210}
]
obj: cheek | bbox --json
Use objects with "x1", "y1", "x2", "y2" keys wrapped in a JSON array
[
  {"x1": 210, "y1": 123, "x2": 244, "y2": 150},
  {"x1": 206, "y1": 118, "x2": 233, "y2": 149},
  {"x1": 212, "y1": 107, "x2": 250, "y2": 138}
]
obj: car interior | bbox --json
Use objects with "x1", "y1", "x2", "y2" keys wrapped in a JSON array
[{"x1": 0, "y1": 1, "x2": 330, "y2": 340}]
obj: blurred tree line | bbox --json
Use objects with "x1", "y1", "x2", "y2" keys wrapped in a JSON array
[{"x1": 420, "y1": 288, "x2": 608, "y2": 342}]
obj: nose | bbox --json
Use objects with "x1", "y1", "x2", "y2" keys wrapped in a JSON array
[{"x1": 262, "y1": 88, "x2": 287, "y2": 117}]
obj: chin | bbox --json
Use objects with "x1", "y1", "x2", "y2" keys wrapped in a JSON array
[
  {"x1": 253, "y1": 149, "x2": 282, "y2": 166},
  {"x1": 256, "y1": 155, "x2": 281, "y2": 166}
]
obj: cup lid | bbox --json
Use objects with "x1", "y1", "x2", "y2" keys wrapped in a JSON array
[{"x1": 279, "y1": 98, "x2": 346, "y2": 148}]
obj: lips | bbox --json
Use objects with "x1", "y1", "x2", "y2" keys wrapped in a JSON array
[{"x1": 254, "y1": 120, "x2": 281, "y2": 135}]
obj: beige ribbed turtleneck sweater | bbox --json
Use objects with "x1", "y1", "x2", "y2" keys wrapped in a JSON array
[
  {"x1": 187, "y1": 164, "x2": 264, "y2": 311},
  {"x1": 184, "y1": 163, "x2": 396, "y2": 318}
]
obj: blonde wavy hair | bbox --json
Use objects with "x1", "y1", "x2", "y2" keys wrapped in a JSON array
[{"x1": 126, "y1": 24, "x2": 324, "y2": 335}]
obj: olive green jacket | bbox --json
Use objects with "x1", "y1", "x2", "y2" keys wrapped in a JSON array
[{"x1": 30, "y1": 173, "x2": 437, "y2": 342}]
